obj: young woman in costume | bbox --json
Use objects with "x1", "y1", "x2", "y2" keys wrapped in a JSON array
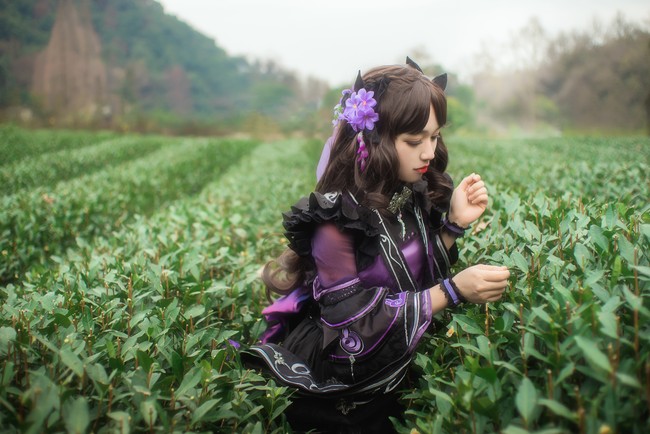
[{"x1": 244, "y1": 58, "x2": 510, "y2": 432}]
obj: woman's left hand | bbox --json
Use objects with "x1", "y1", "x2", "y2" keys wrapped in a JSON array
[{"x1": 448, "y1": 173, "x2": 488, "y2": 227}]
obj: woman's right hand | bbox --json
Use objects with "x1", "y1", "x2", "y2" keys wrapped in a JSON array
[{"x1": 452, "y1": 264, "x2": 510, "y2": 304}]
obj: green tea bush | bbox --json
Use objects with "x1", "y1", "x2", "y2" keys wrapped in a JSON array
[
  {"x1": 397, "y1": 137, "x2": 649, "y2": 434},
  {"x1": 0, "y1": 135, "x2": 173, "y2": 196},
  {"x1": 0, "y1": 137, "x2": 320, "y2": 432},
  {"x1": 0, "y1": 125, "x2": 116, "y2": 167},
  {"x1": 0, "y1": 131, "x2": 647, "y2": 433},
  {"x1": 0, "y1": 137, "x2": 258, "y2": 284}
]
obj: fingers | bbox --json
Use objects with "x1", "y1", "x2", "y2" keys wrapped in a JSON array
[
  {"x1": 486, "y1": 292, "x2": 505, "y2": 302},
  {"x1": 477, "y1": 283, "x2": 508, "y2": 302},
  {"x1": 476, "y1": 264, "x2": 509, "y2": 272},
  {"x1": 459, "y1": 172, "x2": 481, "y2": 190},
  {"x1": 471, "y1": 265, "x2": 510, "y2": 301},
  {"x1": 482, "y1": 267, "x2": 511, "y2": 282},
  {"x1": 467, "y1": 180, "x2": 488, "y2": 203}
]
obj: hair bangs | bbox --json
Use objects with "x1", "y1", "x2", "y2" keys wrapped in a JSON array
[{"x1": 398, "y1": 81, "x2": 434, "y2": 135}]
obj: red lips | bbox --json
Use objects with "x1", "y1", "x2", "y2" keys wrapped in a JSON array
[{"x1": 415, "y1": 165, "x2": 429, "y2": 173}]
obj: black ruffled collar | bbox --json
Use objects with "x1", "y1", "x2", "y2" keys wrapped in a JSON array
[{"x1": 282, "y1": 180, "x2": 436, "y2": 274}]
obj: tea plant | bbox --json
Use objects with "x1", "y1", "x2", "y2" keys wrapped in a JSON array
[
  {"x1": 1, "y1": 133, "x2": 320, "y2": 432},
  {"x1": 0, "y1": 125, "x2": 116, "y2": 167},
  {"x1": 0, "y1": 128, "x2": 648, "y2": 433},
  {"x1": 0, "y1": 135, "x2": 172, "y2": 196},
  {"x1": 396, "y1": 137, "x2": 650, "y2": 434},
  {"x1": 0, "y1": 137, "x2": 258, "y2": 285}
]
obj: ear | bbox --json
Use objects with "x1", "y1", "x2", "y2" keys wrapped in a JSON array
[
  {"x1": 432, "y1": 73, "x2": 447, "y2": 91},
  {"x1": 405, "y1": 56, "x2": 423, "y2": 72},
  {"x1": 353, "y1": 71, "x2": 365, "y2": 91}
]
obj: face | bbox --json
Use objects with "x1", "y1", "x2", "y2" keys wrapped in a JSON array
[{"x1": 394, "y1": 105, "x2": 440, "y2": 183}]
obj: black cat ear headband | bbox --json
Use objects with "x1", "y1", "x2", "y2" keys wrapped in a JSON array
[{"x1": 405, "y1": 56, "x2": 448, "y2": 91}]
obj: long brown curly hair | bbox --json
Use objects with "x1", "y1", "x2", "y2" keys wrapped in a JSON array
[{"x1": 263, "y1": 63, "x2": 452, "y2": 297}]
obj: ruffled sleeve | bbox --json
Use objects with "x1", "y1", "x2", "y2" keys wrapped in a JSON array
[
  {"x1": 283, "y1": 191, "x2": 382, "y2": 271},
  {"x1": 310, "y1": 223, "x2": 433, "y2": 384}
]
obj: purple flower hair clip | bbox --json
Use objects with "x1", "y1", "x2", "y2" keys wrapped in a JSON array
[
  {"x1": 331, "y1": 73, "x2": 379, "y2": 172},
  {"x1": 342, "y1": 88, "x2": 379, "y2": 133}
]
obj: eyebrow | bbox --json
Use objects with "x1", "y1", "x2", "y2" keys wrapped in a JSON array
[{"x1": 404, "y1": 127, "x2": 440, "y2": 137}]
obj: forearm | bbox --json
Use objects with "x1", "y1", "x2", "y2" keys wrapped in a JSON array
[
  {"x1": 428, "y1": 284, "x2": 449, "y2": 315},
  {"x1": 439, "y1": 229, "x2": 457, "y2": 251}
]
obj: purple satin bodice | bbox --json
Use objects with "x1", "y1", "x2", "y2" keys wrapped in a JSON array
[
  {"x1": 312, "y1": 222, "x2": 426, "y2": 291},
  {"x1": 358, "y1": 234, "x2": 425, "y2": 289}
]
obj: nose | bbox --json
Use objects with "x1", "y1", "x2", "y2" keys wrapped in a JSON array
[{"x1": 420, "y1": 137, "x2": 436, "y2": 161}]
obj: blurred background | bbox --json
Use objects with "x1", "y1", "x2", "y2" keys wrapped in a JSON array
[{"x1": 1, "y1": 0, "x2": 649, "y2": 138}]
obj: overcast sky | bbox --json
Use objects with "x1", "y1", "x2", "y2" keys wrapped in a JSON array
[{"x1": 158, "y1": 0, "x2": 649, "y2": 87}]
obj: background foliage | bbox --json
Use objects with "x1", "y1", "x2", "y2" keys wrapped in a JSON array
[
  {"x1": 1, "y1": 1, "x2": 648, "y2": 136},
  {"x1": 0, "y1": 127, "x2": 648, "y2": 433}
]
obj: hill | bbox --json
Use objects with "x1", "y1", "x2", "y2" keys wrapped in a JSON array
[{"x1": 0, "y1": 0, "x2": 326, "y2": 133}]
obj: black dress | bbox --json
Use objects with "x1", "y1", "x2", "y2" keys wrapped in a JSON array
[{"x1": 243, "y1": 181, "x2": 458, "y2": 433}]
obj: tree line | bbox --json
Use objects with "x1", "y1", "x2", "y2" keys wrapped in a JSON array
[
  {"x1": 0, "y1": 1, "x2": 648, "y2": 136},
  {"x1": 469, "y1": 15, "x2": 650, "y2": 135}
]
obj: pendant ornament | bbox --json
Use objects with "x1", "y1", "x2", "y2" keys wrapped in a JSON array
[{"x1": 388, "y1": 186, "x2": 412, "y2": 214}]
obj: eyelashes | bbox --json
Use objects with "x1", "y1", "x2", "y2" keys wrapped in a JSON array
[{"x1": 407, "y1": 134, "x2": 440, "y2": 147}]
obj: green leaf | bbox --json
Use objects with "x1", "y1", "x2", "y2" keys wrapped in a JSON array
[
  {"x1": 243, "y1": 405, "x2": 264, "y2": 420},
  {"x1": 140, "y1": 399, "x2": 157, "y2": 428},
  {"x1": 85, "y1": 363, "x2": 109, "y2": 386},
  {"x1": 598, "y1": 310, "x2": 618, "y2": 339},
  {"x1": 24, "y1": 376, "x2": 60, "y2": 434},
  {"x1": 588, "y1": 225, "x2": 609, "y2": 251},
  {"x1": 632, "y1": 265, "x2": 650, "y2": 280},
  {"x1": 63, "y1": 397, "x2": 90, "y2": 434},
  {"x1": 184, "y1": 304, "x2": 205, "y2": 320},
  {"x1": 250, "y1": 421, "x2": 264, "y2": 434},
  {"x1": 175, "y1": 366, "x2": 202, "y2": 397},
  {"x1": 476, "y1": 366, "x2": 497, "y2": 384},
  {"x1": 1, "y1": 361, "x2": 14, "y2": 387},
  {"x1": 434, "y1": 389, "x2": 453, "y2": 416},
  {"x1": 171, "y1": 350, "x2": 184, "y2": 380},
  {"x1": 501, "y1": 425, "x2": 531, "y2": 434},
  {"x1": 556, "y1": 362, "x2": 575, "y2": 384},
  {"x1": 511, "y1": 250, "x2": 529, "y2": 273},
  {"x1": 616, "y1": 372, "x2": 642, "y2": 389},
  {"x1": 573, "y1": 243, "x2": 591, "y2": 270},
  {"x1": 574, "y1": 336, "x2": 611, "y2": 373},
  {"x1": 524, "y1": 220, "x2": 541, "y2": 241},
  {"x1": 191, "y1": 399, "x2": 221, "y2": 425},
  {"x1": 136, "y1": 350, "x2": 154, "y2": 373},
  {"x1": 60, "y1": 349, "x2": 84, "y2": 377},
  {"x1": 451, "y1": 314, "x2": 483, "y2": 335},
  {"x1": 108, "y1": 412, "x2": 130, "y2": 434},
  {"x1": 531, "y1": 306, "x2": 553, "y2": 325},
  {"x1": 640, "y1": 224, "x2": 650, "y2": 241},
  {"x1": 0, "y1": 326, "x2": 16, "y2": 356},
  {"x1": 515, "y1": 377, "x2": 538, "y2": 424},
  {"x1": 617, "y1": 235, "x2": 636, "y2": 265},
  {"x1": 538, "y1": 398, "x2": 577, "y2": 421}
]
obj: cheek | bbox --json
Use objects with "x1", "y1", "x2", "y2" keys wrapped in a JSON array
[{"x1": 396, "y1": 148, "x2": 411, "y2": 172}]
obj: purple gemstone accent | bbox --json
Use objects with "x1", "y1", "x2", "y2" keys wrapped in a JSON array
[
  {"x1": 385, "y1": 292, "x2": 407, "y2": 308},
  {"x1": 331, "y1": 308, "x2": 400, "y2": 359},
  {"x1": 340, "y1": 328, "x2": 363, "y2": 354}
]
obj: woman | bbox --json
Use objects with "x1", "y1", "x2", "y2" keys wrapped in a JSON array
[{"x1": 244, "y1": 58, "x2": 510, "y2": 432}]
